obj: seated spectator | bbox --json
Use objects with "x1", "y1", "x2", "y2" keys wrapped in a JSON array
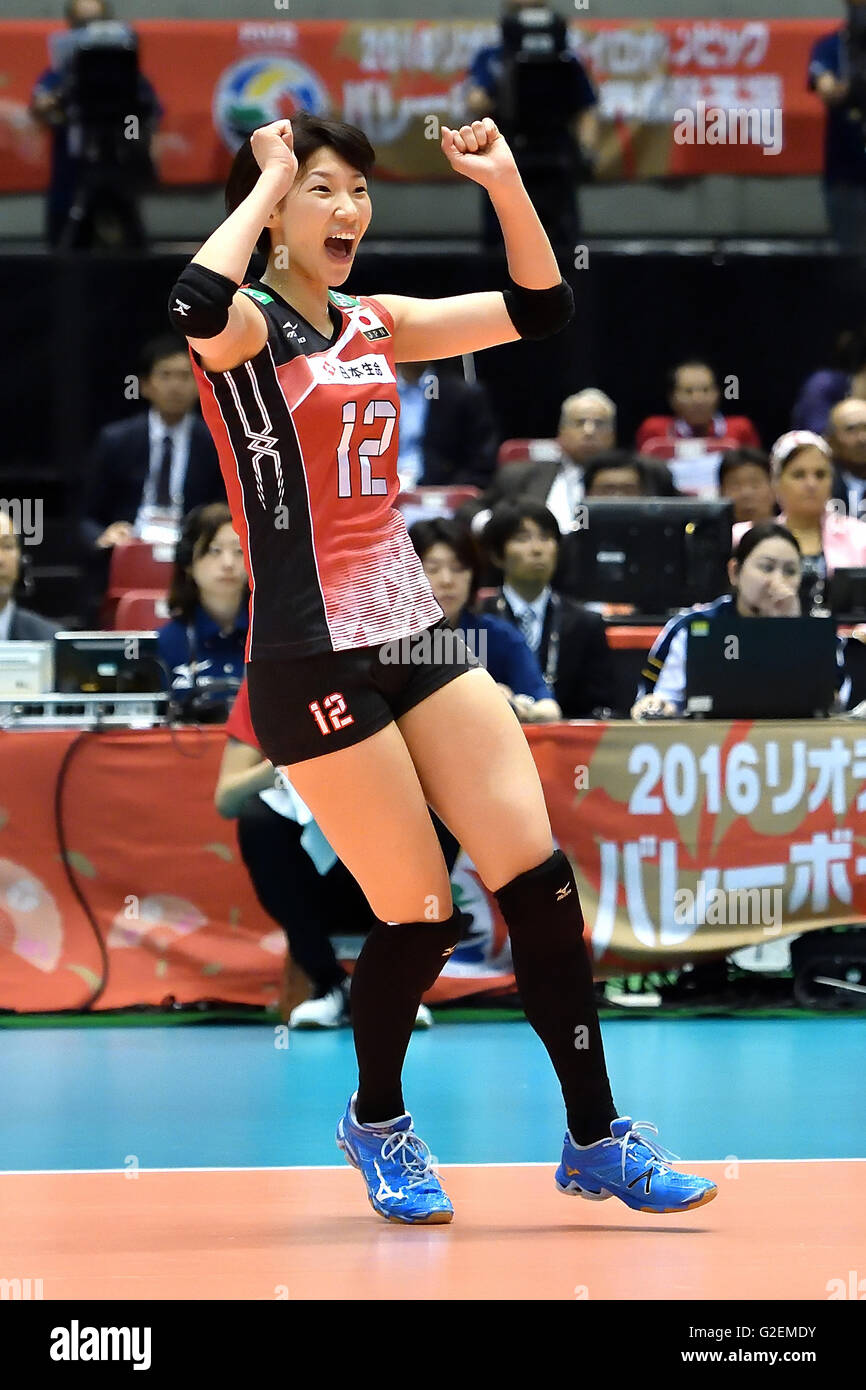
[
  {"x1": 792, "y1": 326, "x2": 866, "y2": 435},
  {"x1": 214, "y1": 678, "x2": 461, "y2": 1027},
  {"x1": 408, "y1": 516, "x2": 562, "y2": 722},
  {"x1": 395, "y1": 359, "x2": 499, "y2": 491},
  {"x1": 0, "y1": 508, "x2": 57, "y2": 641},
  {"x1": 470, "y1": 388, "x2": 617, "y2": 532},
  {"x1": 827, "y1": 397, "x2": 866, "y2": 518},
  {"x1": 582, "y1": 451, "x2": 644, "y2": 498},
  {"x1": 631, "y1": 524, "x2": 805, "y2": 719},
  {"x1": 733, "y1": 430, "x2": 866, "y2": 612},
  {"x1": 580, "y1": 450, "x2": 678, "y2": 498},
  {"x1": 157, "y1": 503, "x2": 248, "y2": 720},
  {"x1": 478, "y1": 502, "x2": 617, "y2": 717},
  {"x1": 718, "y1": 448, "x2": 776, "y2": 525},
  {"x1": 79, "y1": 333, "x2": 224, "y2": 621},
  {"x1": 636, "y1": 360, "x2": 761, "y2": 453}
]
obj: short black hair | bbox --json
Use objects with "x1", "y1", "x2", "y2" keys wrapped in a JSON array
[
  {"x1": 65, "y1": 0, "x2": 113, "y2": 23},
  {"x1": 581, "y1": 449, "x2": 646, "y2": 496},
  {"x1": 731, "y1": 520, "x2": 800, "y2": 566},
  {"x1": 140, "y1": 333, "x2": 189, "y2": 378},
  {"x1": 407, "y1": 517, "x2": 484, "y2": 604},
  {"x1": 225, "y1": 111, "x2": 376, "y2": 258},
  {"x1": 718, "y1": 447, "x2": 771, "y2": 491},
  {"x1": 168, "y1": 503, "x2": 246, "y2": 621},
  {"x1": 667, "y1": 359, "x2": 716, "y2": 395},
  {"x1": 481, "y1": 501, "x2": 561, "y2": 564}
]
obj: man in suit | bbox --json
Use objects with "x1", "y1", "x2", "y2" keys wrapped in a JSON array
[
  {"x1": 461, "y1": 389, "x2": 617, "y2": 537},
  {"x1": 79, "y1": 333, "x2": 225, "y2": 620},
  {"x1": 395, "y1": 360, "x2": 499, "y2": 491},
  {"x1": 827, "y1": 396, "x2": 866, "y2": 519},
  {"x1": 0, "y1": 509, "x2": 58, "y2": 641},
  {"x1": 478, "y1": 500, "x2": 618, "y2": 717}
]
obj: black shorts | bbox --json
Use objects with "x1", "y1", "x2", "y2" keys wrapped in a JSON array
[{"x1": 246, "y1": 617, "x2": 483, "y2": 767}]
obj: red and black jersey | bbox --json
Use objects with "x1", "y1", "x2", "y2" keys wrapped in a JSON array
[{"x1": 189, "y1": 281, "x2": 443, "y2": 662}]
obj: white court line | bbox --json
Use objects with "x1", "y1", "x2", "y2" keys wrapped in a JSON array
[{"x1": 1, "y1": 1157, "x2": 864, "y2": 1176}]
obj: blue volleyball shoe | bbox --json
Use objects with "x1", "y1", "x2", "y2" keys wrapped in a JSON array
[
  {"x1": 555, "y1": 1117, "x2": 717, "y2": 1213},
  {"x1": 336, "y1": 1094, "x2": 454, "y2": 1224}
]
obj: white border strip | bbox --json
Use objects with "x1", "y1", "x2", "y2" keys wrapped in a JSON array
[{"x1": 1, "y1": 1157, "x2": 864, "y2": 1176}]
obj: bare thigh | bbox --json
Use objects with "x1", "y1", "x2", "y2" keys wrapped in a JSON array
[
  {"x1": 397, "y1": 666, "x2": 554, "y2": 893},
  {"x1": 280, "y1": 722, "x2": 453, "y2": 924}
]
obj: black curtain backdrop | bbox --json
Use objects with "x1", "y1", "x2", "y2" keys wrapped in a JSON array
[{"x1": 5, "y1": 247, "x2": 866, "y2": 523}]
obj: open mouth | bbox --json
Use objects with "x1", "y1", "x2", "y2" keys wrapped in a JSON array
[{"x1": 324, "y1": 234, "x2": 355, "y2": 263}]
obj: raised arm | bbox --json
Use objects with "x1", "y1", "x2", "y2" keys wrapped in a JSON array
[
  {"x1": 167, "y1": 120, "x2": 298, "y2": 373},
  {"x1": 374, "y1": 119, "x2": 573, "y2": 362}
]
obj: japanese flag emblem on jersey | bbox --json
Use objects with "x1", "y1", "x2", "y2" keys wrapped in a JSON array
[{"x1": 356, "y1": 306, "x2": 391, "y2": 342}]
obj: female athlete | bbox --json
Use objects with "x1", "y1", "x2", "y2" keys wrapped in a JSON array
[{"x1": 168, "y1": 111, "x2": 716, "y2": 1224}]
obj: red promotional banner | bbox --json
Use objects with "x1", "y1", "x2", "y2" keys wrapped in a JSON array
[
  {"x1": 0, "y1": 18, "x2": 833, "y2": 192},
  {"x1": 1, "y1": 721, "x2": 863, "y2": 1015}
]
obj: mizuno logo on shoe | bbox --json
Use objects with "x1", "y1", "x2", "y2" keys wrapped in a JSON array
[
  {"x1": 565, "y1": 1164, "x2": 582, "y2": 1177},
  {"x1": 441, "y1": 944, "x2": 457, "y2": 958},
  {"x1": 373, "y1": 1160, "x2": 405, "y2": 1202},
  {"x1": 556, "y1": 884, "x2": 572, "y2": 900},
  {"x1": 627, "y1": 1166, "x2": 654, "y2": 1194}
]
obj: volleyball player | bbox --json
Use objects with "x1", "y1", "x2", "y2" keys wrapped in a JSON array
[{"x1": 168, "y1": 112, "x2": 717, "y2": 1224}]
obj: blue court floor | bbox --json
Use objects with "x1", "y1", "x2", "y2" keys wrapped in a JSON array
[{"x1": 1, "y1": 1017, "x2": 864, "y2": 1173}]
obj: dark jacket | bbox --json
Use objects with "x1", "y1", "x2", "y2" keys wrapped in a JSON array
[
  {"x1": 415, "y1": 371, "x2": 500, "y2": 489},
  {"x1": 479, "y1": 588, "x2": 618, "y2": 717},
  {"x1": 831, "y1": 464, "x2": 866, "y2": 518},
  {"x1": 6, "y1": 603, "x2": 58, "y2": 641},
  {"x1": 80, "y1": 412, "x2": 224, "y2": 548}
]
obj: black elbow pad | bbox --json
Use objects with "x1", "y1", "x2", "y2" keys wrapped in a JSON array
[
  {"x1": 167, "y1": 263, "x2": 239, "y2": 339},
  {"x1": 502, "y1": 278, "x2": 574, "y2": 340}
]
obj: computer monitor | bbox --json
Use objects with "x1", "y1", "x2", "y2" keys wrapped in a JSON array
[
  {"x1": 827, "y1": 568, "x2": 866, "y2": 621},
  {"x1": 556, "y1": 498, "x2": 734, "y2": 616},
  {"x1": 685, "y1": 614, "x2": 839, "y2": 719},
  {"x1": 53, "y1": 631, "x2": 165, "y2": 694}
]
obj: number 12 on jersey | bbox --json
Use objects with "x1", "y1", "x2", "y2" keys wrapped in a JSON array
[{"x1": 337, "y1": 399, "x2": 396, "y2": 498}]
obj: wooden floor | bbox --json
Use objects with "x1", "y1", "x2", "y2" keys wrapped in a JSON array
[{"x1": 2, "y1": 1160, "x2": 863, "y2": 1300}]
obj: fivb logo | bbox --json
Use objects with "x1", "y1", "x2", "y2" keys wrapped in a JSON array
[
  {"x1": 674, "y1": 101, "x2": 783, "y2": 157},
  {"x1": 50, "y1": 1320, "x2": 152, "y2": 1371}
]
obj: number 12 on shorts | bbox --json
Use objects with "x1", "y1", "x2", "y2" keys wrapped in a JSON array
[{"x1": 309, "y1": 692, "x2": 354, "y2": 734}]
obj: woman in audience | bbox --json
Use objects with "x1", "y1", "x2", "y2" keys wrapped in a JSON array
[
  {"x1": 157, "y1": 502, "x2": 248, "y2": 719},
  {"x1": 733, "y1": 430, "x2": 866, "y2": 612},
  {"x1": 408, "y1": 517, "x2": 562, "y2": 722},
  {"x1": 631, "y1": 523, "x2": 805, "y2": 719}
]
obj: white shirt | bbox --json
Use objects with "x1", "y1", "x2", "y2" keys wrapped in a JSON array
[
  {"x1": 0, "y1": 601, "x2": 13, "y2": 641},
  {"x1": 545, "y1": 460, "x2": 584, "y2": 531},
  {"x1": 502, "y1": 583, "x2": 551, "y2": 653},
  {"x1": 135, "y1": 409, "x2": 194, "y2": 531}
]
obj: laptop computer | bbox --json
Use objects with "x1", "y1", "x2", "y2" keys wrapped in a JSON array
[
  {"x1": 53, "y1": 631, "x2": 165, "y2": 694},
  {"x1": 0, "y1": 640, "x2": 54, "y2": 696},
  {"x1": 685, "y1": 615, "x2": 840, "y2": 718}
]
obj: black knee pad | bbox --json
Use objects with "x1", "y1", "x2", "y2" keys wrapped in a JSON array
[
  {"x1": 376, "y1": 906, "x2": 463, "y2": 988},
  {"x1": 494, "y1": 849, "x2": 585, "y2": 938}
]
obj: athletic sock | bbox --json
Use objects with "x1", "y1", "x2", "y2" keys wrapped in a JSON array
[
  {"x1": 350, "y1": 907, "x2": 462, "y2": 1125},
  {"x1": 494, "y1": 849, "x2": 617, "y2": 1145}
]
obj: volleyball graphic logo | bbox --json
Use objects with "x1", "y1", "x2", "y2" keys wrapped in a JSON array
[
  {"x1": 0, "y1": 858, "x2": 63, "y2": 973},
  {"x1": 213, "y1": 57, "x2": 331, "y2": 153}
]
